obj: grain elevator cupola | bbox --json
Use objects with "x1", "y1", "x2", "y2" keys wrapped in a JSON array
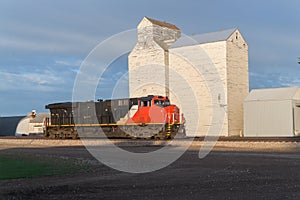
[
  {"x1": 137, "y1": 17, "x2": 181, "y2": 50},
  {"x1": 129, "y1": 17, "x2": 181, "y2": 99}
]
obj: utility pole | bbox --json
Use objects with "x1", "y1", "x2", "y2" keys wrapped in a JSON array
[{"x1": 164, "y1": 50, "x2": 170, "y2": 98}]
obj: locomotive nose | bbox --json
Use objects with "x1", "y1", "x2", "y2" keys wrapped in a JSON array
[
  {"x1": 149, "y1": 105, "x2": 166, "y2": 123},
  {"x1": 164, "y1": 105, "x2": 180, "y2": 123}
]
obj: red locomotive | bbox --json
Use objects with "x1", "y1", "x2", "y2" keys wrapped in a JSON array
[
  {"x1": 126, "y1": 96, "x2": 181, "y2": 124},
  {"x1": 44, "y1": 95, "x2": 185, "y2": 139}
]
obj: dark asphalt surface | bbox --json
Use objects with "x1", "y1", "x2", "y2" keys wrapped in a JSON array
[{"x1": 1, "y1": 145, "x2": 300, "y2": 199}]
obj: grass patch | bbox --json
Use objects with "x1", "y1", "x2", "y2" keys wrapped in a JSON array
[{"x1": 0, "y1": 154, "x2": 90, "y2": 180}]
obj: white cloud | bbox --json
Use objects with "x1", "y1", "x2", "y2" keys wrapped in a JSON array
[
  {"x1": 0, "y1": 70, "x2": 66, "y2": 92},
  {"x1": 0, "y1": 20, "x2": 138, "y2": 58},
  {"x1": 279, "y1": 76, "x2": 300, "y2": 87},
  {"x1": 250, "y1": 70, "x2": 300, "y2": 89},
  {"x1": 249, "y1": 72, "x2": 264, "y2": 78},
  {"x1": 0, "y1": 22, "x2": 102, "y2": 55},
  {"x1": 0, "y1": 35, "x2": 94, "y2": 55},
  {"x1": 54, "y1": 59, "x2": 83, "y2": 67}
]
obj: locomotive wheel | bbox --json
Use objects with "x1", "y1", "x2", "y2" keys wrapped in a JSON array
[
  {"x1": 72, "y1": 134, "x2": 79, "y2": 139},
  {"x1": 48, "y1": 132, "x2": 56, "y2": 139}
]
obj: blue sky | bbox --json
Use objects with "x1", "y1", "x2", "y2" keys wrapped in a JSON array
[{"x1": 0, "y1": 0, "x2": 299, "y2": 116}]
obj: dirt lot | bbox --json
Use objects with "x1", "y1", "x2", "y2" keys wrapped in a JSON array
[{"x1": 1, "y1": 138, "x2": 300, "y2": 199}]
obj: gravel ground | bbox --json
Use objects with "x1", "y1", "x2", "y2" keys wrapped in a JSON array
[{"x1": 1, "y1": 139, "x2": 300, "y2": 199}]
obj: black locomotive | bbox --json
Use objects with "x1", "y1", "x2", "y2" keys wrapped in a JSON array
[{"x1": 44, "y1": 95, "x2": 185, "y2": 139}]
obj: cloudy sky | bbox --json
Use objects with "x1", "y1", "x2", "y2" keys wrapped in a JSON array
[{"x1": 0, "y1": 0, "x2": 299, "y2": 116}]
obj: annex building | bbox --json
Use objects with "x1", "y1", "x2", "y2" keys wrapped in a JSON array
[{"x1": 244, "y1": 87, "x2": 300, "y2": 137}]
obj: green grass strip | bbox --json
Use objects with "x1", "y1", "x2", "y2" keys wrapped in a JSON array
[{"x1": 0, "y1": 154, "x2": 89, "y2": 180}]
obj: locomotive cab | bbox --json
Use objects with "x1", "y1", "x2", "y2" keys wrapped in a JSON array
[
  {"x1": 138, "y1": 95, "x2": 170, "y2": 107},
  {"x1": 127, "y1": 95, "x2": 182, "y2": 124}
]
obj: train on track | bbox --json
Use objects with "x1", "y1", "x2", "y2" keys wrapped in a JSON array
[{"x1": 44, "y1": 95, "x2": 185, "y2": 139}]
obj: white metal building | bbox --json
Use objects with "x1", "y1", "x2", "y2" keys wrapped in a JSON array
[
  {"x1": 15, "y1": 111, "x2": 49, "y2": 136},
  {"x1": 244, "y1": 87, "x2": 300, "y2": 137}
]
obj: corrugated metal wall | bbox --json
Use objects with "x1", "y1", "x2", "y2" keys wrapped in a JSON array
[
  {"x1": 0, "y1": 116, "x2": 25, "y2": 136},
  {"x1": 15, "y1": 118, "x2": 30, "y2": 135},
  {"x1": 244, "y1": 100, "x2": 293, "y2": 137},
  {"x1": 294, "y1": 105, "x2": 300, "y2": 135}
]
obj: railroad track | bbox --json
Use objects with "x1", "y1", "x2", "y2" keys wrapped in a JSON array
[
  {"x1": 195, "y1": 136, "x2": 300, "y2": 143},
  {"x1": 2, "y1": 136, "x2": 300, "y2": 152},
  {"x1": 2, "y1": 136, "x2": 300, "y2": 143}
]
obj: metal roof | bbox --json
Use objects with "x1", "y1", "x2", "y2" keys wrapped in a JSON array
[
  {"x1": 192, "y1": 28, "x2": 237, "y2": 44},
  {"x1": 145, "y1": 17, "x2": 180, "y2": 30},
  {"x1": 30, "y1": 113, "x2": 50, "y2": 123},
  {"x1": 171, "y1": 28, "x2": 236, "y2": 48},
  {"x1": 245, "y1": 87, "x2": 300, "y2": 101},
  {"x1": 46, "y1": 102, "x2": 73, "y2": 109}
]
